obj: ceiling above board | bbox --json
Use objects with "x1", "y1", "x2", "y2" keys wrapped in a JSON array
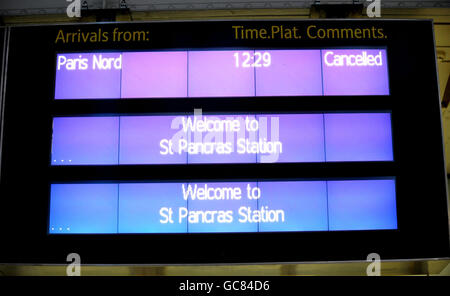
[{"x1": 0, "y1": 0, "x2": 449, "y2": 16}]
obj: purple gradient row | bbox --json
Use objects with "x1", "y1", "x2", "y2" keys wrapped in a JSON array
[
  {"x1": 54, "y1": 49, "x2": 389, "y2": 99},
  {"x1": 51, "y1": 113, "x2": 393, "y2": 165}
]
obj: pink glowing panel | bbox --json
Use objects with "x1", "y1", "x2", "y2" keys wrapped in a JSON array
[
  {"x1": 121, "y1": 51, "x2": 188, "y2": 98},
  {"x1": 322, "y1": 49, "x2": 389, "y2": 95},
  {"x1": 188, "y1": 51, "x2": 255, "y2": 97},
  {"x1": 255, "y1": 50, "x2": 323, "y2": 96}
]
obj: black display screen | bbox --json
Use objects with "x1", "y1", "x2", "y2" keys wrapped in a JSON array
[{"x1": 0, "y1": 20, "x2": 448, "y2": 264}]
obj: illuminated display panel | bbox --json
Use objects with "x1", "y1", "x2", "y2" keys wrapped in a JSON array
[
  {"x1": 327, "y1": 180, "x2": 398, "y2": 231},
  {"x1": 255, "y1": 50, "x2": 323, "y2": 96},
  {"x1": 186, "y1": 115, "x2": 259, "y2": 164},
  {"x1": 324, "y1": 113, "x2": 394, "y2": 162},
  {"x1": 51, "y1": 117, "x2": 120, "y2": 165},
  {"x1": 256, "y1": 114, "x2": 325, "y2": 163},
  {"x1": 54, "y1": 53, "x2": 122, "y2": 99},
  {"x1": 49, "y1": 184, "x2": 118, "y2": 234},
  {"x1": 119, "y1": 116, "x2": 189, "y2": 165},
  {"x1": 51, "y1": 113, "x2": 393, "y2": 165},
  {"x1": 322, "y1": 49, "x2": 390, "y2": 96},
  {"x1": 54, "y1": 49, "x2": 389, "y2": 99},
  {"x1": 49, "y1": 179, "x2": 397, "y2": 234},
  {"x1": 188, "y1": 51, "x2": 255, "y2": 97},
  {"x1": 121, "y1": 51, "x2": 188, "y2": 98},
  {"x1": 118, "y1": 183, "x2": 187, "y2": 233}
]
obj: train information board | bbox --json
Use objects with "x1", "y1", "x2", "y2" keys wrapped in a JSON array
[{"x1": 0, "y1": 20, "x2": 448, "y2": 264}]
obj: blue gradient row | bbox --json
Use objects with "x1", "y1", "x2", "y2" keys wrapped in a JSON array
[
  {"x1": 51, "y1": 113, "x2": 394, "y2": 165},
  {"x1": 49, "y1": 179, "x2": 398, "y2": 234}
]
